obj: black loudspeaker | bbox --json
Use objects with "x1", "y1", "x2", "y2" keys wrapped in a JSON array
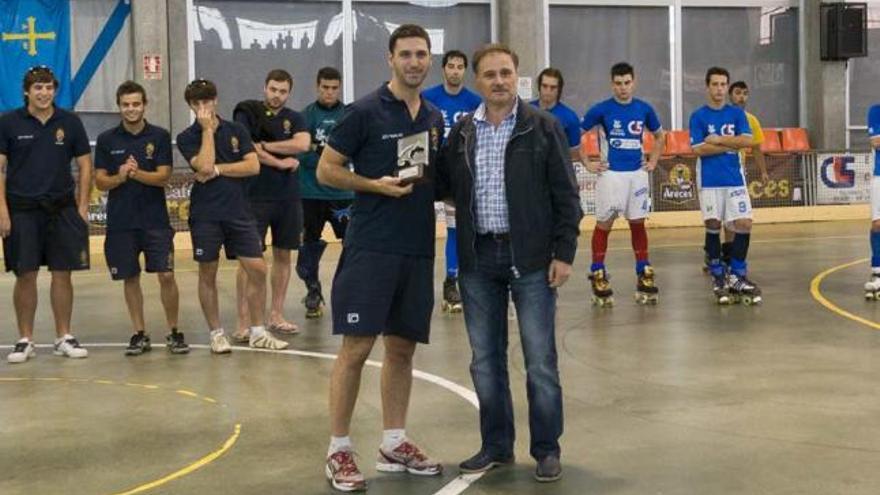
[{"x1": 821, "y1": 3, "x2": 868, "y2": 61}]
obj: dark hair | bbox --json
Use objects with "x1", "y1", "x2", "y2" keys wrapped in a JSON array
[
  {"x1": 116, "y1": 80, "x2": 147, "y2": 105},
  {"x1": 472, "y1": 43, "x2": 519, "y2": 74},
  {"x1": 442, "y1": 50, "x2": 468, "y2": 69},
  {"x1": 22, "y1": 66, "x2": 58, "y2": 103},
  {"x1": 705, "y1": 66, "x2": 730, "y2": 86},
  {"x1": 316, "y1": 66, "x2": 342, "y2": 84},
  {"x1": 265, "y1": 69, "x2": 293, "y2": 88},
  {"x1": 611, "y1": 62, "x2": 635, "y2": 79},
  {"x1": 388, "y1": 24, "x2": 431, "y2": 54},
  {"x1": 537, "y1": 67, "x2": 564, "y2": 101},
  {"x1": 729, "y1": 80, "x2": 748, "y2": 95},
  {"x1": 184, "y1": 78, "x2": 218, "y2": 104}
]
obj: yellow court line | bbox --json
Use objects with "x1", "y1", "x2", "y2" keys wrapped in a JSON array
[
  {"x1": 809, "y1": 258, "x2": 880, "y2": 331},
  {"x1": 110, "y1": 423, "x2": 242, "y2": 495}
]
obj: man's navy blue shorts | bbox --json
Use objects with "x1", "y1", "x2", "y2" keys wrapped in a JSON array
[
  {"x1": 104, "y1": 228, "x2": 174, "y2": 280},
  {"x1": 190, "y1": 217, "x2": 263, "y2": 262},
  {"x1": 331, "y1": 247, "x2": 433, "y2": 343},
  {"x1": 251, "y1": 199, "x2": 302, "y2": 251},
  {"x1": 3, "y1": 206, "x2": 89, "y2": 276}
]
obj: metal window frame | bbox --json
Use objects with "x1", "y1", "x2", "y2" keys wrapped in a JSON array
[{"x1": 186, "y1": 0, "x2": 497, "y2": 105}]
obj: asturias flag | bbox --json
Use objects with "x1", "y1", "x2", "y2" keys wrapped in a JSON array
[{"x1": 0, "y1": 0, "x2": 72, "y2": 111}]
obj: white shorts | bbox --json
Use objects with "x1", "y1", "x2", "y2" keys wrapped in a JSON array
[
  {"x1": 595, "y1": 169, "x2": 651, "y2": 222},
  {"x1": 699, "y1": 186, "x2": 753, "y2": 222},
  {"x1": 872, "y1": 177, "x2": 880, "y2": 221}
]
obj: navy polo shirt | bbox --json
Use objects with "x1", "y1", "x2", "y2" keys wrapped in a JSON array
[
  {"x1": 233, "y1": 105, "x2": 308, "y2": 201},
  {"x1": 95, "y1": 122, "x2": 173, "y2": 232},
  {"x1": 327, "y1": 83, "x2": 444, "y2": 257},
  {"x1": 176, "y1": 118, "x2": 256, "y2": 221},
  {"x1": 0, "y1": 107, "x2": 90, "y2": 200}
]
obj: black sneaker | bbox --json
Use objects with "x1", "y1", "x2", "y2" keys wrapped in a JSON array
[
  {"x1": 166, "y1": 331, "x2": 190, "y2": 355},
  {"x1": 125, "y1": 333, "x2": 152, "y2": 356},
  {"x1": 459, "y1": 450, "x2": 514, "y2": 474},
  {"x1": 535, "y1": 455, "x2": 562, "y2": 482}
]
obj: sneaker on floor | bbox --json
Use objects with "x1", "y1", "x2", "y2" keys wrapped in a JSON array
[
  {"x1": 210, "y1": 332, "x2": 232, "y2": 354},
  {"x1": 534, "y1": 455, "x2": 562, "y2": 482},
  {"x1": 125, "y1": 333, "x2": 152, "y2": 356},
  {"x1": 249, "y1": 331, "x2": 289, "y2": 350},
  {"x1": 54, "y1": 336, "x2": 88, "y2": 359},
  {"x1": 7, "y1": 341, "x2": 35, "y2": 364},
  {"x1": 166, "y1": 332, "x2": 190, "y2": 355},
  {"x1": 458, "y1": 450, "x2": 515, "y2": 474},
  {"x1": 376, "y1": 440, "x2": 442, "y2": 476},
  {"x1": 326, "y1": 449, "x2": 366, "y2": 492}
]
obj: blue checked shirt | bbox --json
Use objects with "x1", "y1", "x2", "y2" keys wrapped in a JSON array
[{"x1": 473, "y1": 101, "x2": 518, "y2": 234}]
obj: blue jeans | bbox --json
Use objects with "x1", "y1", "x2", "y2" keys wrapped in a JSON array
[{"x1": 459, "y1": 235, "x2": 563, "y2": 461}]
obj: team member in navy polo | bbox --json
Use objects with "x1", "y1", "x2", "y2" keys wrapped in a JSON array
[
  {"x1": 94, "y1": 81, "x2": 189, "y2": 356},
  {"x1": 232, "y1": 69, "x2": 310, "y2": 341},
  {"x1": 531, "y1": 67, "x2": 582, "y2": 161},
  {"x1": 176, "y1": 79, "x2": 289, "y2": 354},
  {"x1": 317, "y1": 24, "x2": 445, "y2": 491},
  {"x1": 0, "y1": 66, "x2": 92, "y2": 364}
]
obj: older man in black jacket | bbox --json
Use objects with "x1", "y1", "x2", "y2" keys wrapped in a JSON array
[{"x1": 436, "y1": 43, "x2": 582, "y2": 483}]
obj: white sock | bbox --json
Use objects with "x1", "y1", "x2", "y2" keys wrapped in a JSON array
[
  {"x1": 328, "y1": 436, "x2": 353, "y2": 456},
  {"x1": 210, "y1": 328, "x2": 225, "y2": 338},
  {"x1": 382, "y1": 429, "x2": 406, "y2": 451},
  {"x1": 55, "y1": 334, "x2": 73, "y2": 344},
  {"x1": 873, "y1": 267, "x2": 880, "y2": 275},
  {"x1": 249, "y1": 325, "x2": 266, "y2": 338},
  {"x1": 18, "y1": 337, "x2": 30, "y2": 344}
]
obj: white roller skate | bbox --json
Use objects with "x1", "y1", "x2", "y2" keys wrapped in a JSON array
[
  {"x1": 442, "y1": 276, "x2": 463, "y2": 313},
  {"x1": 727, "y1": 273, "x2": 763, "y2": 306},
  {"x1": 864, "y1": 273, "x2": 880, "y2": 300}
]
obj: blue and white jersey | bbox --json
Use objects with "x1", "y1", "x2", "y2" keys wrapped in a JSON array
[
  {"x1": 868, "y1": 104, "x2": 880, "y2": 176},
  {"x1": 422, "y1": 84, "x2": 482, "y2": 138},
  {"x1": 689, "y1": 104, "x2": 752, "y2": 188},
  {"x1": 581, "y1": 97, "x2": 662, "y2": 172}
]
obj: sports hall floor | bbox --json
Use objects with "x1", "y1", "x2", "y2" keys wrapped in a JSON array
[{"x1": 2, "y1": 219, "x2": 880, "y2": 495}]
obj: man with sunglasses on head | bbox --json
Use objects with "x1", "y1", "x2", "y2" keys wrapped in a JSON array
[
  {"x1": 0, "y1": 66, "x2": 92, "y2": 363},
  {"x1": 176, "y1": 79, "x2": 289, "y2": 354}
]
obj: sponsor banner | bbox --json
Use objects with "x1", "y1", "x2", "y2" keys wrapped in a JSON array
[
  {"x1": 815, "y1": 152, "x2": 873, "y2": 205},
  {"x1": 87, "y1": 171, "x2": 194, "y2": 235}
]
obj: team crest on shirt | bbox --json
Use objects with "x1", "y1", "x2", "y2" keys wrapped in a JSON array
[
  {"x1": 54, "y1": 128, "x2": 65, "y2": 145},
  {"x1": 145, "y1": 142, "x2": 155, "y2": 160},
  {"x1": 283, "y1": 119, "x2": 292, "y2": 136},
  {"x1": 660, "y1": 163, "x2": 696, "y2": 204},
  {"x1": 231, "y1": 136, "x2": 240, "y2": 153}
]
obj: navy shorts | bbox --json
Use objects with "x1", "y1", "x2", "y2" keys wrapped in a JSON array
[
  {"x1": 190, "y1": 217, "x2": 263, "y2": 262},
  {"x1": 251, "y1": 199, "x2": 302, "y2": 251},
  {"x1": 3, "y1": 206, "x2": 90, "y2": 276},
  {"x1": 331, "y1": 247, "x2": 434, "y2": 343},
  {"x1": 302, "y1": 198, "x2": 351, "y2": 242},
  {"x1": 104, "y1": 228, "x2": 174, "y2": 280}
]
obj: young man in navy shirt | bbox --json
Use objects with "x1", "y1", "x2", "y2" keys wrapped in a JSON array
[
  {"x1": 317, "y1": 24, "x2": 445, "y2": 491},
  {"x1": 94, "y1": 81, "x2": 188, "y2": 356},
  {"x1": 689, "y1": 67, "x2": 759, "y2": 304},
  {"x1": 531, "y1": 67, "x2": 582, "y2": 162},
  {"x1": 0, "y1": 66, "x2": 92, "y2": 364},
  {"x1": 176, "y1": 79, "x2": 288, "y2": 353},
  {"x1": 423, "y1": 49, "x2": 481, "y2": 314},
  {"x1": 581, "y1": 62, "x2": 665, "y2": 306},
  {"x1": 233, "y1": 69, "x2": 310, "y2": 340}
]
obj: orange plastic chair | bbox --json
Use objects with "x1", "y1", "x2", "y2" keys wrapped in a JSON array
[
  {"x1": 664, "y1": 130, "x2": 693, "y2": 156},
  {"x1": 780, "y1": 128, "x2": 811, "y2": 152},
  {"x1": 642, "y1": 131, "x2": 655, "y2": 155},
  {"x1": 580, "y1": 130, "x2": 600, "y2": 159},
  {"x1": 759, "y1": 128, "x2": 783, "y2": 154}
]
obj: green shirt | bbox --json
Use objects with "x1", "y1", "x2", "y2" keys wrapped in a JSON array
[{"x1": 299, "y1": 101, "x2": 354, "y2": 200}]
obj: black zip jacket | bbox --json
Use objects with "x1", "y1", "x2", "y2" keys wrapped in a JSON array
[{"x1": 435, "y1": 99, "x2": 583, "y2": 275}]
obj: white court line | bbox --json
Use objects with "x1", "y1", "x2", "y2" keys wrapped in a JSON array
[{"x1": 0, "y1": 342, "x2": 485, "y2": 494}]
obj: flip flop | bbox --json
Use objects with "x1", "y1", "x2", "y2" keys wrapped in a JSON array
[{"x1": 268, "y1": 321, "x2": 300, "y2": 335}]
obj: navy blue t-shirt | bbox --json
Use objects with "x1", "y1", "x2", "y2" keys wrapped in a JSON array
[
  {"x1": 0, "y1": 107, "x2": 91, "y2": 200},
  {"x1": 233, "y1": 105, "x2": 308, "y2": 201},
  {"x1": 94, "y1": 122, "x2": 172, "y2": 232},
  {"x1": 327, "y1": 83, "x2": 444, "y2": 257},
  {"x1": 176, "y1": 118, "x2": 256, "y2": 221}
]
